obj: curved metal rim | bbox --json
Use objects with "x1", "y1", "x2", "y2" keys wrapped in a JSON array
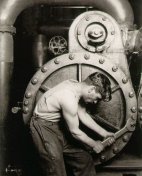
[
  {"x1": 138, "y1": 86, "x2": 142, "y2": 128},
  {"x1": 77, "y1": 11, "x2": 115, "y2": 52},
  {"x1": 22, "y1": 52, "x2": 137, "y2": 164}
]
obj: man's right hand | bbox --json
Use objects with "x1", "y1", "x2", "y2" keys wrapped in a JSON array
[{"x1": 93, "y1": 141, "x2": 104, "y2": 153}]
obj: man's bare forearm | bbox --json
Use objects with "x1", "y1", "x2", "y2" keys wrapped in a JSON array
[{"x1": 71, "y1": 128, "x2": 97, "y2": 148}]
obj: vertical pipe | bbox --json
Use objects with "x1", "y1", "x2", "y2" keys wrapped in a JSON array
[
  {"x1": 32, "y1": 34, "x2": 48, "y2": 70},
  {"x1": 0, "y1": 28, "x2": 15, "y2": 174}
]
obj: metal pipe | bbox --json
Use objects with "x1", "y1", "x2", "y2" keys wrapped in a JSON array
[
  {"x1": 0, "y1": 0, "x2": 134, "y2": 173},
  {"x1": 0, "y1": 0, "x2": 134, "y2": 28},
  {"x1": 32, "y1": 34, "x2": 48, "y2": 70}
]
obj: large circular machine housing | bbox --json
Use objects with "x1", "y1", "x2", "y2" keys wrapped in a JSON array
[{"x1": 23, "y1": 52, "x2": 137, "y2": 165}]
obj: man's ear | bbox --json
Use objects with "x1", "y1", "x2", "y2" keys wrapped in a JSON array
[{"x1": 88, "y1": 86, "x2": 95, "y2": 93}]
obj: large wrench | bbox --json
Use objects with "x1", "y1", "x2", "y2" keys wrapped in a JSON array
[{"x1": 102, "y1": 118, "x2": 136, "y2": 148}]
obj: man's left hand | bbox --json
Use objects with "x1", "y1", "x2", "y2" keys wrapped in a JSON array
[{"x1": 104, "y1": 132, "x2": 115, "y2": 146}]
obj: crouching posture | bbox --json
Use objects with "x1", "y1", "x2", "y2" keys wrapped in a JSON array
[{"x1": 30, "y1": 72, "x2": 115, "y2": 176}]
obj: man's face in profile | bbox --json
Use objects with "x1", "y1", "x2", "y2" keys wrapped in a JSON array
[{"x1": 83, "y1": 86, "x2": 102, "y2": 104}]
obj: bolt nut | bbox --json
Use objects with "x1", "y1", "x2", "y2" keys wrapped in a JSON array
[
  {"x1": 131, "y1": 115, "x2": 136, "y2": 120},
  {"x1": 86, "y1": 46, "x2": 91, "y2": 51},
  {"x1": 24, "y1": 100, "x2": 29, "y2": 106},
  {"x1": 100, "y1": 155, "x2": 106, "y2": 162},
  {"x1": 69, "y1": 54, "x2": 75, "y2": 60},
  {"x1": 131, "y1": 107, "x2": 137, "y2": 113},
  {"x1": 41, "y1": 66, "x2": 47, "y2": 73},
  {"x1": 139, "y1": 106, "x2": 142, "y2": 113},
  {"x1": 99, "y1": 58, "x2": 105, "y2": 64},
  {"x1": 25, "y1": 92, "x2": 32, "y2": 98},
  {"x1": 85, "y1": 16, "x2": 90, "y2": 21},
  {"x1": 31, "y1": 78, "x2": 38, "y2": 85},
  {"x1": 113, "y1": 147, "x2": 119, "y2": 154},
  {"x1": 23, "y1": 107, "x2": 29, "y2": 114},
  {"x1": 54, "y1": 58, "x2": 60, "y2": 64},
  {"x1": 123, "y1": 135, "x2": 129, "y2": 142},
  {"x1": 112, "y1": 66, "x2": 118, "y2": 72},
  {"x1": 96, "y1": 46, "x2": 104, "y2": 52},
  {"x1": 111, "y1": 31, "x2": 115, "y2": 35},
  {"x1": 84, "y1": 53, "x2": 90, "y2": 60},
  {"x1": 102, "y1": 17, "x2": 107, "y2": 21},
  {"x1": 77, "y1": 30, "x2": 81, "y2": 35},
  {"x1": 122, "y1": 77, "x2": 128, "y2": 84},
  {"x1": 130, "y1": 122, "x2": 135, "y2": 128},
  {"x1": 129, "y1": 92, "x2": 134, "y2": 98}
]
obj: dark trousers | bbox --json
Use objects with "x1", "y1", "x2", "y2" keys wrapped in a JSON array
[{"x1": 30, "y1": 117, "x2": 96, "y2": 176}]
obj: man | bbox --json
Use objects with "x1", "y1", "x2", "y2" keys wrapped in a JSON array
[{"x1": 30, "y1": 72, "x2": 115, "y2": 176}]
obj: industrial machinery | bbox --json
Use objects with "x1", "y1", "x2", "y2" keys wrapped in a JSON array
[{"x1": 0, "y1": 0, "x2": 142, "y2": 176}]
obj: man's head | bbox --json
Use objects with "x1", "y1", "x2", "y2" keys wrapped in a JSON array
[{"x1": 82, "y1": 72, "x2": 111, "y2": 104}]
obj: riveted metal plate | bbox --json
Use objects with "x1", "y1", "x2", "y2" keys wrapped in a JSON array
[
  {"x1": 138, "y1": 85, "x2": 142, "y2": 128},
  {"x1": 76, "y1": 11, "x2": 115, "y2": 52},
  {"x1": 23, "y1": 52, "x2": 137, "y2": 165}
]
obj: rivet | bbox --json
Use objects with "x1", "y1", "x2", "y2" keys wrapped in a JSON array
[
  {"x1": 139, "y1": 106, "x2": 142, "y2": 113},
  {"x1": 25, "y1": 92, "x2": 32, "y2": 98},
  {"x1": 123, "y1": 135, "x2": 129, "y2": 142},
  {"x1": 130, "y1": 122, "x2": 135, "y2": 128},
  {"x1": 86, "y1": 46, "x2": 91, "y2": 50},
  {"x1": 113, "y1": 147, "x2": 119, "y2": 154},
  {"x1": 85, "y1": 16, "x2": 90, "y2": 21},
  {"x1": 131, "y1": 107, "x2": 137, "y2": 113},
  {"x1": 131, "y1": 115, "x2": 136, "y2": 120},
  {"x1": 69, "y1": 54, "x2": 75, "y2": 60},
  {"x1": 122, "y1": 77, "x2": 128, "y2": 84},
  {"x1": 96, "y1": 46, "x2": 104, "y2": 52},
  {"x1": 112, "y1": 66, "x2": 118, "y2": 72},
  {"x1": 41, "y1": 66, "x2": 47, "y2": 73},
  {"x1": 31, "y1": 78, "x2": 38, "y2": 85},
  {"x1": 102, "y1": 17, "x2": 107, "y2": 21},
  {"x1": 111, "y1": 31, "x2": 115, "y2": 35},
  {"x1": 24, "y1": 100, "x2": 29, "y2": 106},
  {"x1": 129, "y1": 92, "x2": 134, "y2": 98},
  {"x1": 77, "y1": 30, "x2": 81, "y2": 35},
  {"x1": 100, "y1": 155, "x2": 106, "y2": 162},
  {"x1": 54, "y1": 58, "x2": 60, "y2": 64},
  {"x1": 99, "y1": 58, "x2": 105, "y2": 64},
  {"x1": 84, "y1": 53, "x2": 90, "y2": 60},
  {"x1": 23, "y1": 107, "x2": 29, "y2": 114}
]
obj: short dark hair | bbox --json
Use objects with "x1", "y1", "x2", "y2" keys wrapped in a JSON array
[{"x1": 84, "y1": 72, "x2": 112, "y2": 102}]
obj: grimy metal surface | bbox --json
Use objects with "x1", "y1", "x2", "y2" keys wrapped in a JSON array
[
  {"x1": 138, "y1": 84, "x2": 142, "y2": 128},
  {"x1": 0, "y1": 0, "x2": 133, "y2": 133},
  {"x1": 23, "y1": 52, "x2": 137, "y2": 164},
  {"x1": 22, "y1": 9, "x2": 138, "y2": 165},
  {"x1": 69, "y1": 11, "x2": 131, "y2": 76},
  {"x1": 0, "y1": 0, "x2": 136, "y2": 174},
  {"x1": 0, "y1": 0, "x2": 134, "y2": 26}
]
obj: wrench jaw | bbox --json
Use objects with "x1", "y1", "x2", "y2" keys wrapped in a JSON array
[
  {"x1": 101, "y1": 117, "x2": 136, "y2": 149},
  {"x1": 92, "y1": 117, "x2": 137, "y2": 163}
]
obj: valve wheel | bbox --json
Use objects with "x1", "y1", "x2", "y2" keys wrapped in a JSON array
[{"x1": 49, "y1": 36, "x2": 67, "y2": 55}]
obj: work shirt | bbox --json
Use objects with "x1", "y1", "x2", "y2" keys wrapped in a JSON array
[{"x1": 34, "y1": 79, "x2": 79, "y2": 122}]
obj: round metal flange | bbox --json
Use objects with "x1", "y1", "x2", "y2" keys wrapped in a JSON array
[
  {"x1": 23, "y1": 52, "x2": 137, "y2": 165},
  {"x1": 138, "y1": 86, "x2": 142, "y2": 128},
  {"x1": 76, "y1": 11, "x2": 115, "y2": 53}
]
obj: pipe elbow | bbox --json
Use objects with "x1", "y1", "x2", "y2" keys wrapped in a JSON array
[{"x1": 0, "y1": 0, "x2": 134, "y2": 29}]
